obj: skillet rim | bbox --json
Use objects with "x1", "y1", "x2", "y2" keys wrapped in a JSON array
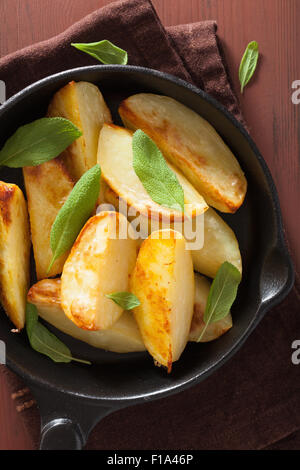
[{"x1": 0, "y1": 65, "x2": 294, "y2": 404}]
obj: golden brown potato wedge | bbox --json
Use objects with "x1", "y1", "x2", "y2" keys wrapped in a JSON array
[
  {"x1": 48, "y1": 81, "x2": 112, "y2": 180},
  {"x1": 97, "y1": 124, "x2": 208, "y2": 225},
  {"x1": 23, "y1": 158, "x2": 74, "y2": 280},
  {"x1": 0, "y1": 182, "x2": 30, "y2": 329},
  {"x1": 189, "y1": 273, "x2": 233, "y2": 342},
  {"x1": 130, "y1": 230, "x2": 194, "y2": 371},
  {"x1": 28, "y1": 279, "x2": 145, "y2": 353},
  {"x1": 119, "y1": 93, "x2": 247, "y2": 213},
  {"x1": 61, "y1": 211, "x2": 138, "y2": 331},
  {"x1": 192, "y1": 208, "x2": 242, "y2": 278},
  {"x1": 96, "y1": 178, "x2": 111, "y2": 207},
  {"x1": 103, "y1": 185, "x2": 241, "y2": 278}
]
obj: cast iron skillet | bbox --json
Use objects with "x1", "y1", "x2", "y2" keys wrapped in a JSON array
[{"x1": 0, "y1": 66, "x2": 294, "y2": 450}]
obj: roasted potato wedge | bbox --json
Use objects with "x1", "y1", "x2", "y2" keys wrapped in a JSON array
[
  {"x1": 192, "y1": 208, "x2": 242, "y2": 278},
  {"x1": 0, "y1": 182, "x2": 30, "y2": 329},
  {"x1": 189, "y1": 273, "x2": 233, "y2": 342},
  {"x1": 28, "y1": 279, "x2": 145, "y2": 353},
  {"x1": 130, "y1": 230, "x2": 194, "y2": 371},
  {"x1": 103, "y1": 185, "x2": 241, "y2": 278},
  {"x1": 61, "y1": 211, "x2": 138, "y2": 331},
  {"x1": 98, "y1": 124, "x2": 208, "y2": 225},
  {"x1": 119, "y1": 94, "x2": 247, "y2": 213},
  {"x1": 23, "y1": 158, "x2": 74, "y2": 280},
  {"x1": 48, "y1": 81, "x2": 112, "y2": 180},
  {"x1": 97, "y1": 178, "x2": 111, "y2": 207}
]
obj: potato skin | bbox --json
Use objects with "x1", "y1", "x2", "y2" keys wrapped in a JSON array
[
  {"x1": 189, "y1": 274, "x2": 233, "y2": 342},
  {"x1": 48, "y1": 81, "x2": 112, "y2": 181},
  {"x1": 61, "y1": 211, "x2": 138, "y2": 331},
  {"x1": 119, "y1": 93, "x2": 247, "y2": 213},
  {"x1": 23, "y1": 158, "x2": 74, "y2": 280},
  {"x1": 0, "y1": 182, "x2": 30, "y2": 329},
  {"x1": 130, "y1": 230, "x2": 194, "y2": 371},
  {"x1": 28, "y1": 279, "x2": 146, "y2": 353}
]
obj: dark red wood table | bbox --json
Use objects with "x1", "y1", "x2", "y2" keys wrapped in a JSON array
[{"x1": 0, "y1": 0, "x2": 299, "y2": 450}]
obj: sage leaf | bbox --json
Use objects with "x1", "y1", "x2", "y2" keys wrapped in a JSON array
[
  {"x1": 239, "y1": 41, "x2": 259, "y2": 93},
  {"x1": 0, "y1": 117, "x2": 82, "y2": 167},
  {"x1": 71, "y1": 40, "x2": 128, "y2": 65},
  {"x1": 105, "y1": 292, "x2": 141, "y2": 310},
  {"x1": 26, "y1": 303, "x2": 91, "y2": 364},
  {"x1": 132, "y1": 130, "x2": 185, "y2": 211},
  {"x1": 197, "y1": 262, "x2": 241, "y2": 342},
  {"x1": 48, "y1": 164, "x2": 101, "y2": 271}
]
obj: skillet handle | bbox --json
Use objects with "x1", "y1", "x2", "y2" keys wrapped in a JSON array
[
  {"x1": 40, "y1": 418, "x2": 86, "y2": 450},
  {"x1": 259, "y1": 243, "x2": 294, "y2": 306},
  {"x1": 30, "y1": 384, "x2": 117, "y2": 450}
]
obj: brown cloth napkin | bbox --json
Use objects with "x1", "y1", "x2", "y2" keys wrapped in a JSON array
[
  {"x1": 0, "y1": 0, "x2": 299, "y2": 450},
  {"x1": 0, "y1": 0, "x2": 243, "y2": 124}
]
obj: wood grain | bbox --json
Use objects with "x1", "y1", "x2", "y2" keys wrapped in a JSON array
[
  {"x1": 0, "y1": 369, "x2": 33, "y2": 450},
  {"x1": 0, "y1": 0, "x2": 299, "y2": 450}
]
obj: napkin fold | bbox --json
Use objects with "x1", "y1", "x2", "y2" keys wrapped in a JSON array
[{"x1": 0, "y1": 0, "x2": 298, "y2": 450}]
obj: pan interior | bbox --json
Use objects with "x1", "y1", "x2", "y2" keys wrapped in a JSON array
[{"x1": 0, "y1": 66, "x2": 290, "y2": 402}]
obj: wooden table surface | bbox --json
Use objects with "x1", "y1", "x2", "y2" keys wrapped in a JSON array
[{"x1": 0, "y1": 0, "x2": 299, "y2": 450}]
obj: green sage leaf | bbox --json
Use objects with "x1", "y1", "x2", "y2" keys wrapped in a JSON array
[
  {"x1": 48, "y1": 164, "x2": 101, "y2": 271},
  {"x1": 26, "y1": 303, "x2": 91, "y2": 364},
  {"x1": 239, "y1": 41, "x2": 259, "y2": 93},
  {"x1": 0, "y1": 117, "x2": 82, "y2": 167},
  {"x1": 197, "y1": 262, "x2": 241, "y2": 342},
  {"x1": 132, "y1": 130, "x2": 185, "y2": 211},
  {"x1": 105, "y1": 292, "x2": 141, "y2": 310},
  {"x1": 71, "y1": 40, "x2": 128, "y2": 65}
]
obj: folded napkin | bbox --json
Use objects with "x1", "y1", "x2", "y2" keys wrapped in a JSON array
[
  {"x1": 0, "y1": 0, "x2": 243, "y2": 124},
  {"x1": 0, "y1": 0, "x2": 298, "y2": 450}
]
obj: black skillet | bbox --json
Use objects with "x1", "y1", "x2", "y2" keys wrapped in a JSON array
[{"x1": 0, "y1": 66, "x2": 294, "y2": 450}]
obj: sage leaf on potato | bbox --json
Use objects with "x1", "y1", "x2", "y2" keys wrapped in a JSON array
[
  {"x1": 105, "y1": 292, "x2": 141, "y2": 310},
  {"x1": 197, "y1": 262, "x2": 242, "y2": 342},
  {"x1": 26, "y1": 303, "x2": 91, "y2": 364},
  {"x1": 0, "y1": 117, "x2": 82, "y2": 167},
  {"x1": 48, "y1": 164, "x2": 101, "y2": 272},
  {"x1": 132, "y1": 129, "x2": 185, "y2": 212}
]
